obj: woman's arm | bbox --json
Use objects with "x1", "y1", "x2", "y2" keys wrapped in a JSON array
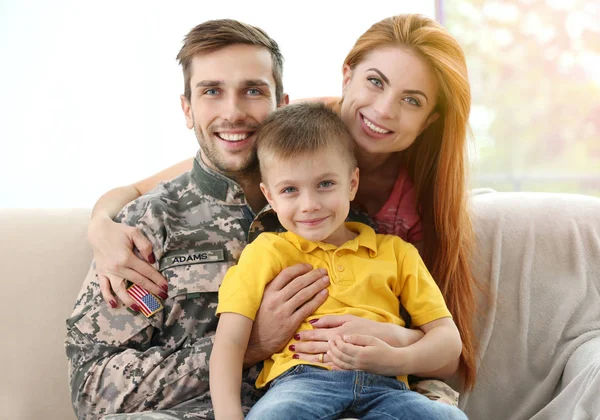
[
  {"x1": 88, "y1": 158, "x2": 194, "y2": 307},
  {"x1": 132, "y1": 158, "x2": 194, "y2": 196},
  {"x1": 327, "y1": 317, "x2": 462, "y2": 377},
  {"x1": 210, "y1": 313, "x2": 253, "y2": 420},
  {"x1": 91, "y1": 157, "x2": 194, "y2": 220}
]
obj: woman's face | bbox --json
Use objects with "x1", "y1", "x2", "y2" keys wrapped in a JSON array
[{"x1": 340, "y1": 46, "x2": 440, "y2": 156}]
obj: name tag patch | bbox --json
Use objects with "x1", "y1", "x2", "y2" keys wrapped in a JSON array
[{"x1": 160, "y1": 248, "x2": 225, "y2": 270}]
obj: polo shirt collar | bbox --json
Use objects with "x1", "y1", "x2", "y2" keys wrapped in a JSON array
[{"x1": 282, "y1": 222, "x2": 378, "y2": 256}]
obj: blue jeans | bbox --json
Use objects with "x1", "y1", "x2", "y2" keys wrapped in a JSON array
[{"x1": 246, "y1": 365, "x2": 466, "y2": 420}]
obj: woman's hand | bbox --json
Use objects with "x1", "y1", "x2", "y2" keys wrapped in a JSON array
[
  {"x1": 87, "y1": 215, "x2": 168, "y2": 309},
  {"x1": 291, "y1": 314, "x2": 424, "y2": 365}
]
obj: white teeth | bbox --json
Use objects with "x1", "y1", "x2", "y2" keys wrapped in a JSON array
[
  {"x1": 219, "y1": 132, "x2": 250, "y2": 141},
  {"x1": 363, "y1": 116, "x2": 391, "y2": 134}
]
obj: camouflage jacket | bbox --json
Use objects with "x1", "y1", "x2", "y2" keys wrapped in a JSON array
[{"x1": 65, "y1": 153, "x2": 281, "y2": 419}]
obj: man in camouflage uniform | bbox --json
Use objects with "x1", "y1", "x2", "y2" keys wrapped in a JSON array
[
  {"x1": 65, "y1": 17, "x2": 460, "y2": 420},
  {"x1": 65, "y1": 19, "x2": 329, "y2": 420}
]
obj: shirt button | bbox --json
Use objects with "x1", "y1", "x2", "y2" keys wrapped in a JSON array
[{"x1": 337, "y1": 265, "x2": 345, "y2": 272}]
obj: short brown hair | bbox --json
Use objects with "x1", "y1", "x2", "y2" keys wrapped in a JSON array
[
  {"x1": 176, "y1": 19, "x2": 284, "y2": 104},
  {"x1": 256, "y1": 102, "x2": 356, "y2": 178}
]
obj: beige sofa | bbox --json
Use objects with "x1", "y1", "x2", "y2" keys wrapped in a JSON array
[{"x1": 2, "y1": 191, "x2": 599, "y2": 420}]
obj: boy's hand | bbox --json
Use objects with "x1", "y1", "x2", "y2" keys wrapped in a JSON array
[
  {"x1": 327, "y1": 334, "x2": 404, "y2": 376},
  {"x1": 244, "y1": 264, "x2": 330, "y2": 368},
  {"x1": 291, "y1": 315, "x2": 424, "y2": 364}
]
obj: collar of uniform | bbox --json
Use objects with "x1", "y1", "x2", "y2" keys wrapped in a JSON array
[
  {"x1": 190, "y1": 151, "x2": 246, "y2": 204},
  {"x1": 248, "y1": 204, "x2": 285, "y2": 243},
  {"x1": 282, "y1": 222, "x2": 378, "y2": 256}
]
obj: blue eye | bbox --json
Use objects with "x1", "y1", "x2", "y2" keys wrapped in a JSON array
[
  {"x1": 368, "y1": 77, "x2": 383, "y2": 88},
  {"x1": 404, "y1": 97, "x2": 420, "y2": 106},
  {"x1": 281, "y1": 187, "x2": 297, "y2": 194},
  {"x1": 247, "y1": 88, "x2": 262, "y2": 95},
  {"x1": 319, "y1": 180, "x2": 335, "y2": 188},
  {"x1": 204, "y1": 88, "x2": 219, "y2": 95}
]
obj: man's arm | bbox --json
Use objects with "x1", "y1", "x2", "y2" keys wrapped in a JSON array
[
  {"x1": 210, "y1": 313, "x2": 253, "y2": 420},
  {"x1": 65, "y1": 268, "x2": 215, "y2": 418},
  {"x1": 243, "y1": 264, "x2": 330, "y2": 368}
]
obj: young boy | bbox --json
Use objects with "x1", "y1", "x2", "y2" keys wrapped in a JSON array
[{"x1": 209, "y1": 103, "x2": 466, "y2": 420}]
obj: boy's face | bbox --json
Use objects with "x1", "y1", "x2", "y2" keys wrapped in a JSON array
[{"x1": 260, "y1": 147, "x2": 359, "y2": 246}]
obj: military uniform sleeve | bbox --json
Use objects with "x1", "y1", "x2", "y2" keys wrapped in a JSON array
[
  {"x1": 396, "y1": 245, "x2": 452, "y2": 327},
  {"x1": 65, "y1": 196, "x2": 216, "y2": 419}
]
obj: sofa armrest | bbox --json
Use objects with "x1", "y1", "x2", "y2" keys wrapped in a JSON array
[{"x1": 533, "y1": 336, "x2": 600, "y2": 419}]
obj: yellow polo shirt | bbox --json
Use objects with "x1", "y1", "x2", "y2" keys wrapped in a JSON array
[{"x1": 217, "y1": 222, "x2": 451, "y2": 388}]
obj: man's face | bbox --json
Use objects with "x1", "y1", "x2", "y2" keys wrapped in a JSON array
[{"x1": 181, "y1": 44, "x2": 282, "y2": 177}]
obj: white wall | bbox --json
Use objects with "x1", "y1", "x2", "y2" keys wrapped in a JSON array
[{"x1": 0, "y1": 0, "x2": 435, "y2": 208}]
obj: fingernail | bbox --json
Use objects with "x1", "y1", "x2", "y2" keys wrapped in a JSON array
[
  {"x1": 109, "y1": 300, "x2": 117, "y2": 308},
  {"x1": 320, "y1": 289, "x2": 328, "y2": 295},
  {"x1": 294, "y1": 334, "x2": 300, "y2": 340},
  {"x1": 131, "y1": 304, "x2": 140, "y2": 312},
  {"x1": 320, "y1": 268, "x2": 327, "y2": 275},
  {"x1": 293, "y1": 354, "x2": 299, "y2": 359},
  {"x1": 148, "y1": 253, "x2": 156, "y2": 264},
  {"x1": 288, "y1": 345, "x2": 295, "y2": 351},
  {"x1": 309, "y1": 319, "x2": 319, "y2": 324},
  {"x1": 158, "y1": 291, "x2": 168, "y2": 300},
  {"x1": 161, "y1": 284, "x2": 169, "y2": 292},
  {"x1": 322, "y1": 276, "x2": 330, "y2": 284}
]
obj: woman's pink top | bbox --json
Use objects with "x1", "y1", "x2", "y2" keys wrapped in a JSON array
[{"x1": 372, "y1": 167, "x2": 423, "y2": 243}]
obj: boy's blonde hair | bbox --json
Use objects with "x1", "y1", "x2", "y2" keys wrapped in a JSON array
[{"x1": 256, "y1": 102, "x2": 356, "y2": 179}]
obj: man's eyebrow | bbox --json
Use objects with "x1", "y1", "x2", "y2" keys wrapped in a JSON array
[
  {"x1": 366, "y1": 68, "x2": 429, "y2": 103},
  {"x1": 243, "y1": 79, "x2": 270, "y2": 87},
  {"x1": 196, "y1": 80, "x2": 222, "y2": 88},
  {"x1": 195, "y1": 79, "x2": 271, "y2": 89}
]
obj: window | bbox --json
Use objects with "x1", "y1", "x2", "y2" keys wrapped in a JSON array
[{"x1": 441, "y1": 0, "x2": 600, "y2": 196}]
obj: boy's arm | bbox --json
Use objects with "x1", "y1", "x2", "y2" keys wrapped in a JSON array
[
  {"x1": 327, "y1": 318, "x2": 460, "y2": 377},
  {"x1": 400, "y1": 317, "x2": 462, "y2": 374},
  {"x1": 210, "y1": 312, "x2": 253, "y2": 420}
]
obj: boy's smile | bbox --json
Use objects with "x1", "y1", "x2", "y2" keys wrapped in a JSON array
[{"x1": 260, "y1": 147, "x2": 359, "y2": 247}]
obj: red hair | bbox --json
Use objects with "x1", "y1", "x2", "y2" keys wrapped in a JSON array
[{"x1": 344, "y1": 14, "x2": 478, "y2": 389}]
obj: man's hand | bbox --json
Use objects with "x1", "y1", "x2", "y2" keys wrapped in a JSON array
[
  {"x1": 291, "y1": 315, "x2": 424, "y2": 364},
  {"x1": 87, "y1": 215, "x2": 168, "y2": 310},
  {"x1": 244, "y1": 264, "x2": 329, "y2": 368}
]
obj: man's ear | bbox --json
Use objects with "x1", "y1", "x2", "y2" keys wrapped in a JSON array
[
  {"x1": 349, "y1": 167, "x2": 360, "y2": 201},
  {"x1": 342, "y1": 65, "x2": 353, "y2": 95},
  {"x1": 278, "y1": 93, "x2": 290, "y2": 107},
  {"x1": 260, "y1": 182, "x2": 276, "y2": 211},
  {"x1": 180, "y1": 95, "x2": 194, "y2": 129}
]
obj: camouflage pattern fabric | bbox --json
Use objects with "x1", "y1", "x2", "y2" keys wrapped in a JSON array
[
  {"x1": 65, "y1": 152, "x2": 277, "y2": 419},
  {"x1": 411, "y1": 379, "x2": 460, "y2": 407}
]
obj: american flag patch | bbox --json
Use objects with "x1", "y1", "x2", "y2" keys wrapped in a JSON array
[{"x1": 127, "y1": 284, "x2": 164, "y2": 317}]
